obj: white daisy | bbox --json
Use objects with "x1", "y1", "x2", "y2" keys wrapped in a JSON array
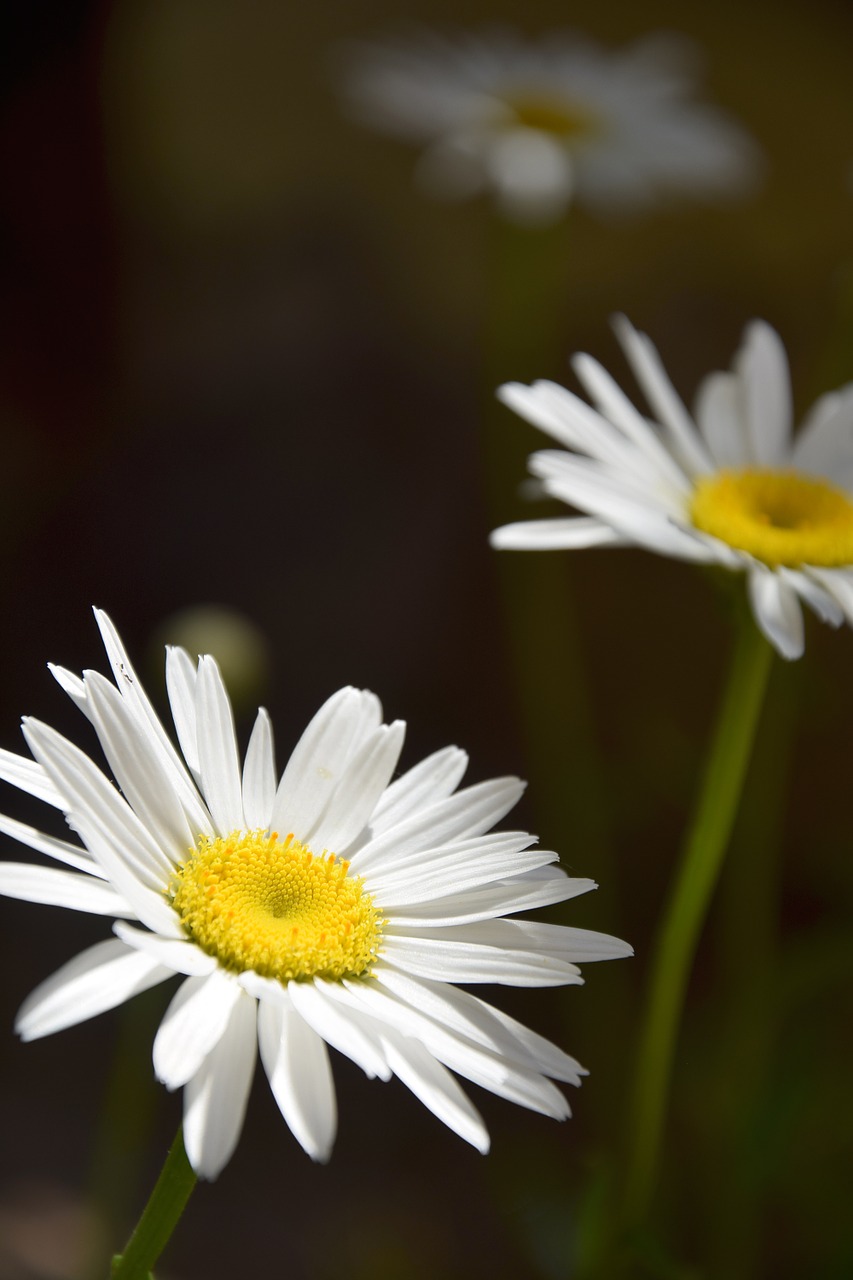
[
  {"x1": 340, "y1": 28, "x2": 759, "y2": 225},
  {"x1": 491, "y1": 318, "x2": 853, "y2": 660},
  {"x1": 0, "y1": 611, "x2": 631, "y2": 1179}
]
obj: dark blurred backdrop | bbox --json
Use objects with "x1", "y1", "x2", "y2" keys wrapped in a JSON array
[{"x1": 1, "y1": 2, "x2": 853, "y2": 1277}]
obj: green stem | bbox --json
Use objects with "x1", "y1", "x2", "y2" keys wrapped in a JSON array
[
  {"x1": 483, "y1": 217, "x2": 615, "y2": 905},
  {"x1": 81, "y1": 989, "x2": 163, "y2": 1279},
  {"x1": 110, "y1": 1125, "x2": 197, "y2": 1280},
  {"x1": 621, "y1": 607, "x2": 774, "y2": 1230},
  {"x1": 710, "y1": 658, "x2": 797, "y2": 1278},
  {"x1": 483, "y1": 217, "x2": 628, "y2": 1277}
]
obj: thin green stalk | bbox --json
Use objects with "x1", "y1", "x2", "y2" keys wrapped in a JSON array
[
  {"x1": 621, "y1": 607, "x2": 774, "y2": 1230},
  {"x1": 81, "y1": 989, "x2": 163, "y2": 1279},
  {"x1": 110, "y1": 1125, "x2": 197, "y2": 1280},
  {"x1": 710, "y1": 659, "x2": 798, "y2": 1278},
  {"x1": 483, "y1": 217, "x2": 615, "y2": 901},
  {"x1": 483, "y1": 217, "x2": 627, "y2": 1277}
]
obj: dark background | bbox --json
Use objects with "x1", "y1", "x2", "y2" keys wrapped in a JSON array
[{"x1": 1, "y1": 1, "x2": 852, "y2": 1277}]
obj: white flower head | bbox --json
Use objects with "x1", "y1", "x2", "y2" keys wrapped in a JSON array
[
  {"x1": 492, "y1": 318, "x2": 853, "y2": 660},
  {"x1": 0, "y1": 612, "x2": 631, "y2": 1179},
  {"x1": 340, "y1": 27, "x2": 760, "y2": 225}
]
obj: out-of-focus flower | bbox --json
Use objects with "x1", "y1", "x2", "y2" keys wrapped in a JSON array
[
  {"x1": 151, "y1": 605, "x2": 270, "y2": 713},
  {"x1": 492, "y1": 319, "x2": 853, "y2": 659},
  {"x1": 0, "y1": 611, "x2": 631, "y2": 1179},
  {"x1": 340, "y1": 28, "x2": 759, "y2": 225}
]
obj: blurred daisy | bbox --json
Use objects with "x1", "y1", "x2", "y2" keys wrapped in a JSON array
[
  {"x1": 0, "y1": 611, "x2": 630, "y2": 1179},
  {"x1": 492, "y1": 319, "x2": 853, "y2": 659},
  {"x1": 340, "y1": 28, "x2": 758, "y2": 225}
]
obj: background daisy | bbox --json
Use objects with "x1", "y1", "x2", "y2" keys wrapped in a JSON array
[
  {"x1": 340, "y1": 28, "x2": 759, "y2": 224},
  {"x1": 493, "y1": 317, "x2": 853, "y2": 659}
]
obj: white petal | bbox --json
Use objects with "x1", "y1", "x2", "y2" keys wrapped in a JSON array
[
  {"x1": 747, "y1": 567, "x2": 804, "y2": 660},
  {"x1": 571, "y1": 353, "x2": 692, "y2": 490},
  {"x1": 366, "y1": 745, "x2": 468, "y2": 839},
  {"x1": 365, "y1": 829, "x2": 535, "y2": 879},
  {"x1": 182, "y1": 988, "x2": 258, "y2": 1180},
  {"x1": 351, "y1": 777, "x2": 526, "y2": 873},
  {"x1": 380, "y1": 934, "x2": 581, "y2": 986},
  {"x1": 287, "y1": 978, "x2": 390, "y2": 1080},
  {"x1": 530, "y1": 445, "x2": 683, "y2": 513},
  {"x1": 490, "y1": 517, "x2": 629, "y2": 550},
  {"x1": 153, "y1": 969, "x2": 243, "y2": 1090},
  {"x1": 93, "y1": 610, "x2": 209, "y2": 831},
  {"x1": 380, "y1": 1026, "x2": 489, "y2": 1152},
  {"x1": 309, "y1": 721, "x2": 406, "y2": 854},
  {"x1": 258, "y1": 999, "x2": 337, "y2": 1162},
  {"x1": 779, "y1": 568, "x2": 844, "y2": 628},
  {"x1": 0, "y1": 747, "x2": 64, "y2": 809},
  {"x1": 165, "y1": 646, "x2": 201, "y2": 777},
  {"x1": 384, "y1": 869, "x2": 593, "y2": 925},
  {"x1": 402, "y1": 917, "x2": 634, "y2": 962},
  {"x1": 612, "y1": 314, "x2": 713, "y2": 477},
  {"x1": 85, "y1": 672, "x2": 196, "y2": 860},
  {"x1": 803, "y1": 567, "x2": 853, "y2": 626},
  {"x1": 488, "y1": 128, "x2": 573, "y2": 225},
  {"x1": 22, "y1": 719, "x2": 183, "y2": 937},
  {"x1": 0, "y1": 863, "x2": 133, "y2": 915},
  {"x1": 665, "y1": 520, "x2": 745, "y2": 570},
  {"x1": 369, "y1": 844, "x2": 558, "y2": 907},
  {"x1": 484, "y1": 1001, "x2": 587, "y2": 1085},
  {"x1": 237, "y1": 968, "x2": 292, "y2": 1004},
  {"x1": 48, "y1": 665, "x2": 89, "y2": 715},
  {"x1": 340, "y1": 979, "x2": 570, "y2": 1119},
  {"x1": 114, "y1": 922, "x2": 218, "y2": 976},
  {"x1": 22, "y1": 719, "x2": 172, "y2": 884},
  {"x1": 499, "y1": 379, "x2": 681, "y2": 490},
  {"x1": 269, "y1": 687, "x2": 374, "y2": 840},
  {"x1": 374, "y1": 965, "x2": 583, "y2": 1082},
  {"x1": 16, "y1": 938, "x2": 172, "y2": 1041},
  {"x1": 347, "y1": 691, "x2": 385, "y2": 755},
  {"x1": 694, "y1": 371, "x2": 749, "y2": 468},
  {"x1": 242, "y1": 708, "x2": 276, "y2": 830},
  {"x1": 736, "y1": 321, "x2": 792, "y2": 466},
  {"x1": 791, "y1": 384, "x2": 853, "y2": 483},
  {"x1": 497, "y1": 379, "x2": 602, "y2": 454},
  {"x1": 528, "y1": 455, "x2": 708, "y2": 562},
  {"x1": 195, "y1": 656, "x2": 245, "y2": 835},
  {"x1": 0, "y1": 810, "x2": 104, "y2": 876}
]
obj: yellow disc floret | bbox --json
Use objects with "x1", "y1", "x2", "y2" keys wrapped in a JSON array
[
  {"x1": 690, "y1": 468, "x2": 853, "y2": 567},
  {"x1": 170, "y1": 830, "x2": 383, "y2": 983},
  {"x1": 504, "y1": 93, "x2": 596, "y2": 139}
]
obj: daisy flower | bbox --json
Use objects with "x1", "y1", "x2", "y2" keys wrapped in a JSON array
[
  {"x1": 340, "y1": 28, "x2": 758, "y2": 225},
  {"x1": 491, "y1": 318, "x2": 853, "y2": 660},
  {"x1": 0, "y1": 611, "x2": 631, "y2": 1179}
]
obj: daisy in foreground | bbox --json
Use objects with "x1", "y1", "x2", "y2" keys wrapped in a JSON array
[
  {"x1": 0, "y1": 611, "x2": 631, "y2": 1183},
  {"x1": 340, "y1": 28, "x2": 758, "y2": 224},
  {"x1": 491, "y1": 318, "x2": 853, "y2": 659}
]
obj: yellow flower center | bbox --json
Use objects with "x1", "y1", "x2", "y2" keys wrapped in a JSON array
[
  {"x1": 690, "y1": 469, "x2": 853, "y2": 567},
  {"x1": 504, "y1": 92, "x2": 594, "y2": 138},
  {"x1": 170, "y1": 830, "x2": 383, "y2": 983}
]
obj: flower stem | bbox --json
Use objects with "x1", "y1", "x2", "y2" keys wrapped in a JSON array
[
  {"x1": 621, "y1": 607, "x2": 774, "y2": 1231},
  {"x1": 110, "y1": 1125, "x2": 197, "y2": 1280},
  {"x1": 709, "y1": 658, "x2": 797, "y2": 1277},
  {"x1": 484, "y1": 217, "x2": 615, "y2": 911}
]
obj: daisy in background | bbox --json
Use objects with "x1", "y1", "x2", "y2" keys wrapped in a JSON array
[
  {"x1": 340, "y1": 28, "x2": 759, "y2": 226},
  {"x1": 491, "y1": 318, "x2": 853, "y2": 660},
  {"x1": 0, "y1": 610, "x2": 631, "y2": 1182}
]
